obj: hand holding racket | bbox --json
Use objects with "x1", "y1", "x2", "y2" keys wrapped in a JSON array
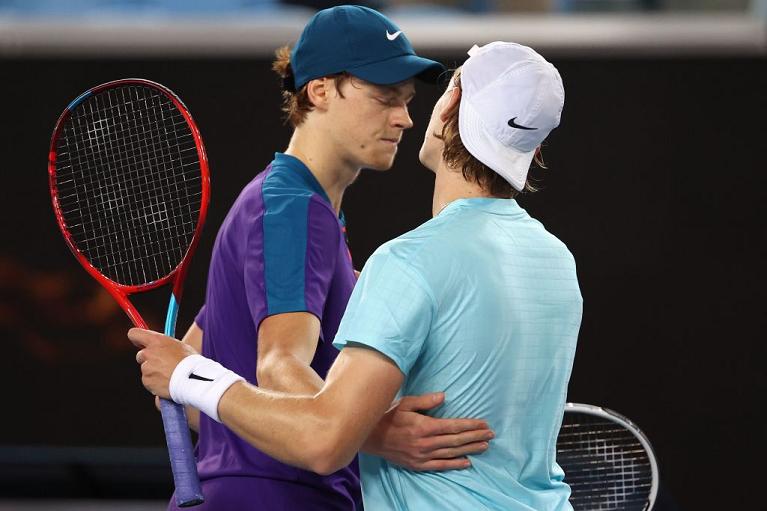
[{"x1": 48, "y1": 79, "x2": 209, "y2": 507}]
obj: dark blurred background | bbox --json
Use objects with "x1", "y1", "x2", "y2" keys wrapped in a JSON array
[{"x1": 1, "y1": 0, "x2": 765, "y2": 510}]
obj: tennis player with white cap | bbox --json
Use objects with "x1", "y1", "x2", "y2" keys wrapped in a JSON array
[{"x1": 131, "y1": 41, "x2": 583, "y2": 510}]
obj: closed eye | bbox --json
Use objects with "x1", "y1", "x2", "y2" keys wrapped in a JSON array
[{"x1": 375, "y1": 94, "x2": 414, "y2": 107}]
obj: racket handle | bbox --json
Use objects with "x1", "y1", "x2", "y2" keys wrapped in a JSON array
[
  {"x1": 162, "y1": 293, "x2": 204, "y2": 507},
  {"x1": 159, "y1": 398, "x2": 204, "y2": 507}
]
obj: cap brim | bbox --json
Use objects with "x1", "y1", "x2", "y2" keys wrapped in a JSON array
[
  {"x1": 348, "y1": 54, "x2": 445, "y2": 85},
  {"x1": 459, "y1": 99, "x2": 535, "y2": 192}
]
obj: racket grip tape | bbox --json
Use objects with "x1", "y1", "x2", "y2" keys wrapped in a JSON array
[
  {"x1": 159, "y1": 397, "x2": 204, "y2": 507},
  {"x1": 162, "y1": 293, "x2": 203, "y2": 507}
]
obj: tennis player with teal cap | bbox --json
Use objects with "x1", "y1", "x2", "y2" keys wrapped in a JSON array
[
  {"x1": 133, "y1": 40, "x2": 582, "y2": 510},
  {"x1": 141, "y1": 5, "x2": 498, "y2": 511},
  {"x1": 287, "y1": 4, "x2": 444, "y2": 89}
]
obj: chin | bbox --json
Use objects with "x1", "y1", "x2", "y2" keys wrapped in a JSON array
[
  {"x1": 365, "y1": 153, "x2": 397, "y2": 171},
  {"x1": 368, "y1": 163, "x2": 394, "y2": 172}
]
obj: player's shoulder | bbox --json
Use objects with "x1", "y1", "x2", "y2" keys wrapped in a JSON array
[
  {"x1": 391, "y1": 210, "x2": 472, "y2": 252},
  {"x1": 370, "y1": 200, "x2": 574, "y2": 271},
  {"x1": 260, "y1": 163, "x2": 335, "y2": 218},
  {"x1": 368, "y1": 216, "x2": 454, "y2": 273},
  {"x1": 226, "y1": 166, "x2": 337, "y2": 242},
  {"x1": 515, "y1": 211, "x2": 576, "y2": 260}
]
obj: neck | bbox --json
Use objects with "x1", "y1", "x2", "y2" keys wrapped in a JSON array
[
  {"x1": 284, "y1": 126, "x2": 360, "y2": 214},
  {"x1": 431, "y1": 160, "x2": 494, "y2": 217}
]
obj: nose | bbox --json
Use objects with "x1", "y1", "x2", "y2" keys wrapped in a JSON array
[{"x1": 393, "y1": 104, "x2": 414, "y2": 130}]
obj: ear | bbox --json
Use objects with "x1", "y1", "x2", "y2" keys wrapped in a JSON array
[
  {"x1": 439, "y1": 86, "x2": 461, "y2": 122},
  {"x1": 305, "y1": 78, "x2": 332, "y2": 111}
]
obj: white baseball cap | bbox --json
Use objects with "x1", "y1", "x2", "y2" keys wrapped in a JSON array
[{"x1": 458, "y1": 41, "x2": 565, "y2": 191}]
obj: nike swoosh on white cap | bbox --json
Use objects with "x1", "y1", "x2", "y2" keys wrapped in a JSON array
[{"x1": 386, "y1": 30, "x2": 402, "y2": 41}]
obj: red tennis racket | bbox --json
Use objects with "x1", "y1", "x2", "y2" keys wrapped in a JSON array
[{"x1": 48, "y1": 78, "x2": 209, "y2": 507}]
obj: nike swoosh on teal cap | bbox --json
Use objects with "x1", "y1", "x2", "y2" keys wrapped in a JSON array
[{"x1": 291, "y1": 5, "x2": 445, "y2": 89}]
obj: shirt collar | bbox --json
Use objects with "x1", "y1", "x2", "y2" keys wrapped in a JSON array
[
  {"x1": 438, "y1": 197, "x2": 524, "y2": 217},
  {"x1": 273, "y1": 152, "x2": 332, "y2": 205}
]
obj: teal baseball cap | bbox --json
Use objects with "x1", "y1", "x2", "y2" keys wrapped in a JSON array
[{"x1": 288, "y1": 5, "x2": 444, "y2": 90}]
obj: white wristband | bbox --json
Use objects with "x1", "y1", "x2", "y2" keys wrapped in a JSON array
[{"x1": 169, "y1": 354, "x2": 244, "y2": 423}]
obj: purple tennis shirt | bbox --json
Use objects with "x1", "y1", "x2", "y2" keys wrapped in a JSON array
[{"x1": 168, "y1": 153, "x2": 360, "y2": 510}]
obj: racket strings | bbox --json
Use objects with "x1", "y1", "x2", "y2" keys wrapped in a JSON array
[
  {"x1": 557, "y1": 415, "x2": 653, "y2": 510},
  {"x1": 60, "y1": 109, "x2": 192, "y2": 280},
  {"x1": 55, "y1": 85, "x2": 202, "y2": 286}
]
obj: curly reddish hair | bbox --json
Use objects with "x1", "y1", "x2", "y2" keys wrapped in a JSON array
[{"x1": 272, "y1": 45, "x2": 352, "y2": 128}]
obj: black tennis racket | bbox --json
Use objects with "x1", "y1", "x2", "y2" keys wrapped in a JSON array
[
  {"x1": 557, "y1": 403, "x2": 659, "y2": 511},
  {"x1": 49, "y1": 78, "x2": 210, "y2": 506}
]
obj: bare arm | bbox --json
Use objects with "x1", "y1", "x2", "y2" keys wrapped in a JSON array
[
  {"x1": 181, "y1": 322, "x2": 203, "y2": 353},
  {"x1": 218, "y1": 346, "x2": 403, "y2": 475},
  {"x1": 256, "y1": 312, "x2": 324, "y2": 393},
  {"x1": 133, "y1": 327, "x2": 493, "y2": 472},
  {"x1": 254, "y1": 313, "x2": 492, "y2": 469},
  {"x1": 168, "y1": 313, "x2": 324, "y2": 431}
]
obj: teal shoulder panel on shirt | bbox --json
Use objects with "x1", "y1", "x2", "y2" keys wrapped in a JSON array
[{"x1": 261, "y1": 153, "x2": 336, "y2": 316}]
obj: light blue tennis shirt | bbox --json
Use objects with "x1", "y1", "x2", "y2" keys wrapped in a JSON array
[{"x1": 334, "y1": 198, "x2": 582, "y2": 511}]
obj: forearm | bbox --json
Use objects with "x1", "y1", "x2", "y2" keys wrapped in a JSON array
[
  {"x1": 218, "y1": 350, "x2": 398, "y2": 474},
  {"x1": 131, "y1": 328, "x2": 401, "y2": 476},
  {"x1": 217, "y1": 382, "x2": 350, "y2": 474},
  {"x1": 185, "y1": 405, "x2": 200, "y2": 433},
  {"x1": 257, "y1": 353, "x2": 324, "y2": 394}
]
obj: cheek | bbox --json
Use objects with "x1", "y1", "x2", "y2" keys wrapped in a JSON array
[
  {"x1": 426, "y1": 98, "x2": 445, "y2": 133},
  {"x1": 419, "y1": 132, "x2": 436, "y2": 163},
  {"x1": 329, "y1": 106, "x2": 367, "y2": 148},
  {"x1": 419, "y1": 109, "x2": 443, "y2": 163},
  {"x1": 346, "y1": 107, "x2": 380, "y2": 142},
  {"x1": 423, "y1": 109, "x2": 442, "y2": 146},
  {"x1": 357, "y1": 118, "x2": 390, "y2": 151},
  {"x1": 425, "y1": 112, "x2": 438, "y2": 138}
]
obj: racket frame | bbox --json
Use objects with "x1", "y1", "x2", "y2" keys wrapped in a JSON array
[
  {"x1": 48, "y1": 78, "x2": 210, "y2": 507},
  {"x1": 48, "y1": 78, "x2": 210, "y2": 329},
  {"x1": 562, "y1": 402, "x2": 660, "y2": 511}
]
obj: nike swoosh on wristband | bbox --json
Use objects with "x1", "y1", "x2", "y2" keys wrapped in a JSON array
[
  {"x1": 189, "y1": 373, "x2": 214, "y2": 382},
  {"x1": 508, "y1": 117, "x2": 537, "y2": 130},
  {"x1": 386, "y1": 30, "x2": 402, "y2": 41}
]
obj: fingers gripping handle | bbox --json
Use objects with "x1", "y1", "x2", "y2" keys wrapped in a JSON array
[{"x1": 163, "y1": 294, "x2": 204, "y2": 507}]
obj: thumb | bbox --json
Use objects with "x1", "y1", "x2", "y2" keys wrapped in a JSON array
[{"x1": 398, "y1": 392, "x2": 445, "y2": 412}]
